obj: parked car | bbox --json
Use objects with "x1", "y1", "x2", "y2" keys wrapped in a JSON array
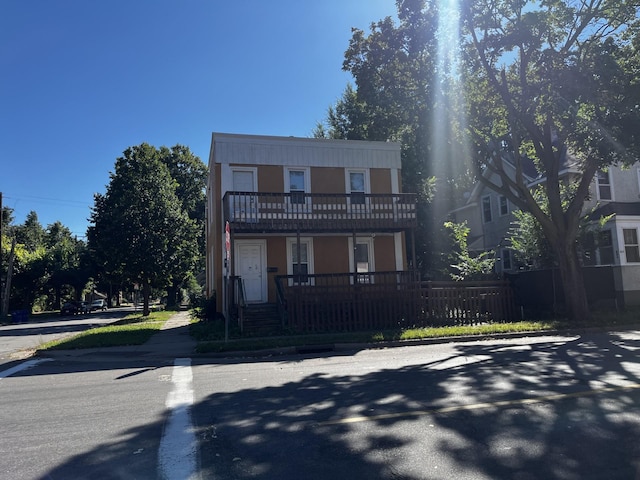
[
  {"x1": 90, "y1": 299, "x2": 107, "y2": 311},
  {"x1": 60, "y1": 301, "x2": 83, "y2": 316},
  {"x1": 79, "y1": 301, "x2": 90, "y2": 314}
]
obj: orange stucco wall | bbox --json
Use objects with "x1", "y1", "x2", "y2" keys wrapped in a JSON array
[
  {"x1": 258, "y1": 165, "x2": 283, "y2": 191},
  {"x1": 313, "y1": 237, "x2": 350, "y2": 273},
  {"x1": 370, "y1": 168, "x2": 391, "y2": 193},
  {"x1": 311, "y1": 167, "x2": 347, "y2": 194}
]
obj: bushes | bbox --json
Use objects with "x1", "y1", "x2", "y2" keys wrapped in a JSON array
[{"x1": 191, "y1": 292, "x2": 218, "y2": 321}]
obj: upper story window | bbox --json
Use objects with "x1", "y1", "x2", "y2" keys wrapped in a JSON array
[
  {"x1": 285, "y1": 168, "x2": 309, "y2": 205},
  {"x1": 346, "y1": 169, "x2": 369, "y2": 205},
  {"x1": 482, "y1": 195, "x2": 493, "y2": 223},
  {"x1": 596, "y1": 169, "x2": 612, "y2": 201},
  {"x1": 499, "y1": 195, "x2": 509, "y2": 216}
]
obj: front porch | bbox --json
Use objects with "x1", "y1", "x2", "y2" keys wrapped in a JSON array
[{"x1": 226, "y1": 273, "x2": 517, "y2": 336}]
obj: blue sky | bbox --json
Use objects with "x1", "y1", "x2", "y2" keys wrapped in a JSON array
[{"x1": 0, "y1": 0, "x2": 396, "y2": 238}]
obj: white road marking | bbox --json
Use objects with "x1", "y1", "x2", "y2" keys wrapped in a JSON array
[
  {"x1": 158, "y1": 358, "x2": 199, "y2": 480},
  {"x1": 0, "y1": 359, "x2": 51, "y2": 380}
]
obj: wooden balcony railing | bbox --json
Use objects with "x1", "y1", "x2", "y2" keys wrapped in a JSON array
[{"x1": 223, "y1": 192, "x2": 417, "y2": 232}]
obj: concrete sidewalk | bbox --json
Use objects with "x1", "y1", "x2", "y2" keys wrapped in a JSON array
[{"x1": 140, "y1": 309, "x2": 196, "y2": 357}]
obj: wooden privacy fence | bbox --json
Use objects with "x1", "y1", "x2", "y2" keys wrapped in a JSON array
[
  {"x1": 421, "y1": 281, "x2": 517, "y2": 325},
  {"x1": 276, "y1": 271, "x2": 421, "y2": 333}
]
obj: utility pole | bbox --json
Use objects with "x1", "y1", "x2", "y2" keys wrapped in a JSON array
[{"x1": 0, "y1": 191, "x2": 3, "y2": 318}]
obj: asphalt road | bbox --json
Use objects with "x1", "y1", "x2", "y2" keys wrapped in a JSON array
[
  {"x1": 0, "y1": 308, "x2": 132, "y2": 363},
  {"x1": 1, "y1": 330, "x2": 640, "y2": 479}
]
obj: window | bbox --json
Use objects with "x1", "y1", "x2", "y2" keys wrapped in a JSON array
[
  {"x1": 583, "y1": 229, "x2": 615, "y2": 265},
  {"x1": 482, "y1": 196, "x2": 492, "y2": 223},
  {"x1": 501, "y1": 249, "x2": 512, "y2": 271},
  {"x1": 349, "y1": 237, "x2": 375, "y2": 284},
  {"x1": 499, "y1": 195, "x2": 509, "y2": 216},
  {"x1": 346, "y1": 169, "x2": 369, "y2": 205},
  {"x1": 288, "y1": 170, "x2": 306, "y2": 204},
  {"x1": 596, "y1": 169, "x2": 612, "y2": 201},
  {"x1": 623, "y1": 228, "x2": 640, "y2": 263},
  {"x1": 350, "y1": 172, "x2": 365, "y2": 204},
  {"x1": 286, "y1": 238, "x2": 314, "y2": 284}
]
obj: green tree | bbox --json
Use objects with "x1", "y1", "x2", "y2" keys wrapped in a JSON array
[
  {"x1": 318, "y1": 0, "x2": 468, "y2": 276},
  {"x1": 44, "y1": 221, "x2": 90, "y2": 309},
  {"x1": 445, "y1": 221, "x2": 496, "y2": 281},
  {"x1": 462, "y1": 0, "x2": 640, "y2": 320},
  {"x1": 88, "y1": 143, "x2": 195, "y2": 316},
  {"x1": 158, "y1": 145, "x2": 207, "y2": 307},
  {"x1": 15, "y1": 211, "x2": 44, "y2": 251}
]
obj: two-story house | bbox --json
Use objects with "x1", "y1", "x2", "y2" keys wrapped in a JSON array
[
  {"x1": 450, "y1": 156, "x2": 640, "y2": 306},
  {"x1": 205, "y1": 133, "x2": 418, "y2": 333},
  {"x1": 448, "y1": 155, "x2": 539, "y2": 274}
]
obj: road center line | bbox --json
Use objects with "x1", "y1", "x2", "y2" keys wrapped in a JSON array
[
  {"x1": 317, "y1": 382, "x2": 640, "y2": 426},
  {"x1": 158, "y1": 358, "x2": 199, "y2": 480},
  {"x1": 0, "y1": 359, "x2": 52, "y2": 380}
]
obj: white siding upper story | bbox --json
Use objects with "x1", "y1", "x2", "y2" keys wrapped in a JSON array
[
  {"x1": 584, "y1": 162, "x2": 640, "y2": 209},
  {"x1": 210, "y1": 132, "x2": 401, "y2": 169}
]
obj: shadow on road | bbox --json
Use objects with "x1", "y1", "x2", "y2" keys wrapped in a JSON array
[{"x1": 9, "y1": 331, "x2": 640, "y2": 479}]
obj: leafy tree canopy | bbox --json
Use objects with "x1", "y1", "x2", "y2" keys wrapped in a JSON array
[{"x1": 88, "y1": 143, "x2": 204, "y2": 314}]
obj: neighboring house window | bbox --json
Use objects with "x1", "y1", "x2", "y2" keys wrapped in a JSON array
[
  {"x1": 623, "y1": 228, "x2": 640, "y2": 263},
  {"x1": 596, "y1": 169, "x2": 612, "y2": 201},
  {"x1": 501, "y1": 249, "x2": 512, "y2": 271},
  {"x1": 499, "y1": 195, "x2": 509, "y2": 216},
  {"x1": 287, "y1": 237, "x2": 314, "y2": 284},
  {"x1": 346, "y1": 169, "x2": 368, "y2": 205},
  {"x1": 482, "y1": 196, "x2": 493, "y2": 223},
  {"x1": 598, "y1": 230, "x2": 614, "y2": 265}
]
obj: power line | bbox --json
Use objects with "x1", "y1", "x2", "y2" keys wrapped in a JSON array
[{"x1": 3, "y1": 193, "x2": 92, "y2": 208}]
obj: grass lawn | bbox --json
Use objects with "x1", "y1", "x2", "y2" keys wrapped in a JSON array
[
  {"x1": 32, "y1": 307, "x2": 640, "y2": 354},
  {"x1": 192, "y1": 308, "x2": 640, "y2": 354},
  {"x1": 37, "y1": 311, "x2": 174, "y2": 351}
]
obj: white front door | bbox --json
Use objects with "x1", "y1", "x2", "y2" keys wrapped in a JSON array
[{"x1": 236, "y1": 241, "x2": 267, "y2": 303}]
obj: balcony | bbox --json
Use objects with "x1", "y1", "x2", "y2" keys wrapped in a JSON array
[{"x1": 223, "y1": 192, "x2": 417, "y2": 233}]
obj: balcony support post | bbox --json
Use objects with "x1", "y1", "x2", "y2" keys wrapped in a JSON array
[
  {"x1": 410, "y1": 229, "x2": 416, "y2": 271},
  {"x1": 296, "y1": 229, "x2": 301, "y2": 285},
  {"x1": 352, "y1": 230, "x2": 357, "y2": 285}
]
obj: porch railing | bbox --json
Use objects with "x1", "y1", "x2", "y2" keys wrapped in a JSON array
[
  {"x1": 223, "y1": 192, "x2": 417, "y2": 232},
  {"x1": 228, "y1": 276, "x2": 246, "y2": 332},
  {"x1": 421, "y1": 280, "x2": 517, "y2": 324},
  {"x1": 275, "y1": 271, "x2": 421, "y2": 332}
]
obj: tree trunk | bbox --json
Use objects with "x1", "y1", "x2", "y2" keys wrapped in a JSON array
[
  {"x1": 554, "y1": 239, "x2": 590, "y2": 321},
  {"x1": 166, "y1": 281, "x2": 179, "y2": 309},
  {"x1": 1, "y1": 237, "x2": 16, "y2": 317},
  {"x1": 142, "y1": 281, "x2": 151, "y2": 317}
]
